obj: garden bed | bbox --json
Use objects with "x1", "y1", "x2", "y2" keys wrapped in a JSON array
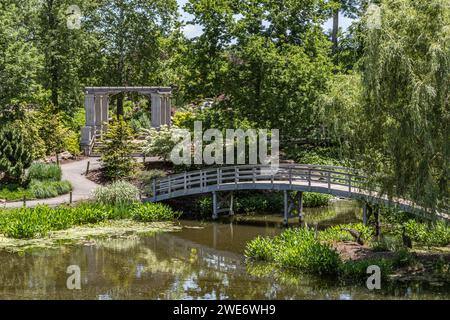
[{"x1": 0, "y1": 163, "x2": 72, "y2": 202}]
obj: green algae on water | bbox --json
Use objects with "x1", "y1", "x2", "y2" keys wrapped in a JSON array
[{"x1": 0, "y1": 219, "x2": 182, "y2": 253}]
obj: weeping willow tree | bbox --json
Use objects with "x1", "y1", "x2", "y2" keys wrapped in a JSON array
[{"x1": 356, "y1": 0, "x2": 449, "y2": 212}]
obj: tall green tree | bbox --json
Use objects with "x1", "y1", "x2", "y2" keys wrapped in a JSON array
[
  {"x1": 36, "y1": 0, "x2": 100, "y2": 113},
  {"x1": 183, "y1": 0, "x2": 334, "y2": 142},
  {"x1": 0, "y1": 0, "x2": 41, "y2": 108},
  {"x1": 94, "y1": 0, "x2": 179, "y2": 116},
  {"x1": 329, "y1": 0, "x2": 362, "y2": 53},
  {"x1": 357, "y1": 0, "x2": 449, "y2": 211}
]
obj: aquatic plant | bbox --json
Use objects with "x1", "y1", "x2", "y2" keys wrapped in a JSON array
[
  {"x1": 130, "y1": 202, "x2": 181, "y2": 222},
  {"x1": 0, "y1": 202, "x2": 180, "y2": 239},
  {"x1": 318, "y1": 223, "x2": 374, "y2": 243},
  {"x1": 245, "y1": 228, "x2": 341, "y2": 275},
  {"x1": 397, "y1": 220, "x2": 450, "y2": 247}
]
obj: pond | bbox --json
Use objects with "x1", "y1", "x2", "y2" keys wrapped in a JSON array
[{"x1": 1, "y1": 201, "x2": 449, "y2": 300}]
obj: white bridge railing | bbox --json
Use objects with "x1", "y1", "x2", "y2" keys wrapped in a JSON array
[
  {"x1": 145, "y1": 164, "x2": 449, "y2": 222},
  {"x1": 150, "y1": 164, "x2": 365, "y2": 199}
]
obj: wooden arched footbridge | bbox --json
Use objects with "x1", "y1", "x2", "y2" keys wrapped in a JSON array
[{"x1": 144, "y1": 164, "x2": 449, "y2": 225}]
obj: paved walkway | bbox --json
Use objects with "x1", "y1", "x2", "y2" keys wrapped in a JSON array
[{"x1": 2, "y1": 158, "x2": 101, "y2": 209}]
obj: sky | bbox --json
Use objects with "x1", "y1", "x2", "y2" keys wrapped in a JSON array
[{"x1": 177, "y1": 0, "x2": 355, "y2": 39}]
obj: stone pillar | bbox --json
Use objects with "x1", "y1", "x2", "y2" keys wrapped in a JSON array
[
  {"x1": 85, "y1": 94, "x2": 96, "y2": 127},
  {"x1": 160, "y1": 95, "x2": 166, "y2": 127},
  {"x1": 165, "y1": 95, "x2": 172, "y2": 127},
  {"x1": 101, "y1": 95, "x2": 109, "y2": 131},
  {"x1": 80, "y1": 126, "x2": 92, "y2": 146},
  {"x1": 94, "y1": 95, "x2": 103, "y2": 130},
  {"x1": 151, "y1": 93, "x2": 161, "y2": 128}
]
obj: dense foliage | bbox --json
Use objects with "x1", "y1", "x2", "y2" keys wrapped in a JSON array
[
  {"x1": 0, "y1": 202, "x2": 180, "y2": 239},
  {"x1": 331, "y1": 0, "x2": 449, "y2": 211},
  {"x1": 245, "y1": 228, "x2": 341, "y2": 275},
  {"x1": 196, "y1": 191, "x2": 331, "y2": 216},
  {"x1": 28, "y1": 163, "x2": 62, "y2": 181},
  {"x1": 0, "y1": 125, "x2": 32, "y2": 184},
  {"x1": 100, "y1": 118, "x2": 136, "y2": 180},
  {"x1": 0, "y1": 0, "x2": 447, "y2": 214}
]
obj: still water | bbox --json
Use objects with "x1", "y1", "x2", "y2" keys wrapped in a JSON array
[{"x1": 1, "y1": 201, "x2": 449, "y2": 300}]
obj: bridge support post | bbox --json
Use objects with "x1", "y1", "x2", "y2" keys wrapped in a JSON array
[
  {"x1": 298, "y1": 191, "x2": 304, "y2": 226},
  {"x1": 375, "y1": 206, "x2": 381, "y2": 238},
  {"x1": 283, "y1": 190, "x2": 288, "y2": 226},
  {"x1": 212, "y1": 191, "x2": 234, "y2": 220},
  {"x1": 363, "y1": 203, "x2": 368, "y2": 225},
  {"x1": 283, "y1": 191, "x2": 304, "y2": 227}
]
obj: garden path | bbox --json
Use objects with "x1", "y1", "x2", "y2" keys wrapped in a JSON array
[{"x1": 2, "y1": 158, "x2": 101, "y2": 209}]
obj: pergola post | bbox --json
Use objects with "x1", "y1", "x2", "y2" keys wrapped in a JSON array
[
  {"x1": 160, "y1": 94, "x2": 167, "y2": 127},
  {"x1": 101, "y1": 95, "x2": 109, "y2": 132},
  {"x1": 151, "y1": 93, "x2": 162, "y2": 128},
  {"x1": 85, "y1": 94, "x2": 96, "y2": 127},
  {"x1": 94, "y1": 95, "x2": 103, "y2": 132},
  {"x1": 164, "y1": 95, "x2": 171, "y2": 126}
]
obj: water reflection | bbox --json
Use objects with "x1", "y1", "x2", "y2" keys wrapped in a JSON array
[{"x1": 0, "y1": 201, "x2": 449, "y2": 299}]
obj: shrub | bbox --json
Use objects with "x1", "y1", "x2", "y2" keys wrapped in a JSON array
[
  {"x1": 63, "y1": 131, "x2": 81, "y2": 156},
  {"x1": 142, "y1": 125, "x2": 179, "y2": 162},
  {"x1": 196, "y1": 191, "x2": 330, "y2": 216},
  {"x1": 130, "y1": 202, "x2": 181, "y2": 222},
  {"x1": 303, "y1": 192, "x2": 331, "y2": 207},
  {"x1": 0, "y1": 184, "x2": 34, "y2": 201},
  {"x1": 29, "y1": 180, "x2": 72, "y2": 199},
  {"x1": 93, "y1": 180, "x2": 139, "y2": 206},
  {"x1": 134, "y1": 169, "x2": 166, "y2": 187},
  {"x1": 196, "y1": 196, "x2": 213, "y2": 216},
  {"x1": 100, "y1": 118, "x2": 135, "y2": 180},
  {"x1": 172, "y1": 111, "x2": 195, "y2": 129},
  {"x1": 28, "y1": 163, "x2": 62, "y2": 181},
  {"x1": 0, "y1": 125, "x2": 32, "y2": 184}
]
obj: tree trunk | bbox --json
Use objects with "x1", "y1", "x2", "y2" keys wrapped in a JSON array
[
  {"x1": 332, "y1": 9, "x2": 339, "y2": 53},
  {"x1": 116, "y1": 93, "x2": 124, "y2": 117}
]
